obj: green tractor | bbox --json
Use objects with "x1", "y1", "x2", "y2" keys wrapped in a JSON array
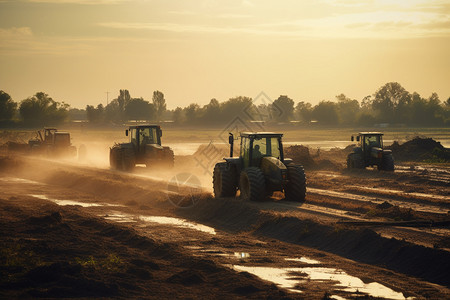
[
  {"x1": 213, "y1": 132, "x2": 306, "y2": 202},
  {"x1": 347, "y1": 132, "x2": 394, "y2": 171},
  {"x1": 110, "y1": 125, "x2": 174, "y2": 171}
]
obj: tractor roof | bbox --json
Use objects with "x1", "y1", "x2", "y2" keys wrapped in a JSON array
[
  {"x1": 240, "y1": 132, "x2": 283, "y2": 138},
  {"x1": 128, "y1": 125, "x2": 161, "y2": 130},
  {"x1": 359, "y1": 132, "x2": 383, "y2": 136}
]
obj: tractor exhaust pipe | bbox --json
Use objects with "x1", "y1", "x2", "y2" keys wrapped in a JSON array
[{"x1": 229, "y1": 133, "x2": 234, "y2": 157}]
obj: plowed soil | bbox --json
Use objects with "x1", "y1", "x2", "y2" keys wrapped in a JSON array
[{"x1": 0, "y1": 142, "x2": 449, "y2": 299}]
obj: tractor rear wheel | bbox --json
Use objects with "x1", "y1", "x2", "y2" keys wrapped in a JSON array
[
  {"x1": 379, "y1": 154, "x2": 394, "y2": 171},
  {"x1": 285, "y1": 165, "x2": 306, "y2": 202},
  {"x1": 121, "y1": 148, "x2": 135, "y2": 171},
  {"x1": 109, "y1": 147, "x2": 119, "y2": 170},
  {"x1": 239, "y1": 167, "x2": 265, "y2": 202},
  {"x1": 213, "y1": 163, "x2": 236, "y2": 197}
]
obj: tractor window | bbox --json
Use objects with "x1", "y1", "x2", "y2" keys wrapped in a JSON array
[
  {"x1": 139, "y1": 128, "x2": 157, "y2": 146},
  {"x1": 253, "y1": 138, "x2": 267, "y2": 156},
  {"x1": 364, "y1": 135, "x2": 382, "y2": 149},
  {"x1": 252, "y1": 137, "x2": 281, "y2": 159},
  {"x1": 269, "y1": 137, "x2": 281, "y2": 159},
  {"x1": 241, "y1": 137, "x2": 250, "y2": 168},
  {"x1": 252, "y1": 138, "x2": 265, "y2": 166},
  {"x1": 131, "y1": 129, "x2": 137, "y2": 147}
]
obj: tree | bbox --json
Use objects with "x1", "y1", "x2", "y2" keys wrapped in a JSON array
[
  {"x1": 295, "y1": 101, "x2": 312, "y2": 123},
  {"x1": 409, "y1": 92, "x2": 444, "y2": 126},
  {"x1": 0, "y1": 91, "x2": 17, "y2": 121},
  {"x1": 117, "y1": 90, "x2": 131, "y2": 113},
  {"x1": 86, "y1": 104, "x2": 104, "y2": 123},
  {"x1": 152, "y1": 90, "x2": 166, "y2": 121},
  {"x1": 372, "y1": 82, "x2": 411, "y2": 123},
  {"x1": 19, "y1": 92, "x2": 69, "y2": 126},
  {"x1": 184, "y1": 103, "x2": 200, "y2": 123},
  {"x1": 68, "y1": 108, "x2": 86, "y2": 121},
  {"x1": 125, "y1": 98, "x2": 155, "y2": 121},
  {"x1": 172, "y1": 107, "x2": 184, "y2": 124},
  {"x1": 220, "y1": 96, "x2": 253, "y2": 122},
  {"x1": 105, "y1": 99, "x2": 122, "y2": 123},
  {"x1": 312, "y1": 101, "x2": 339, "y2": 125},
  {"x1": 360, "y1": 95, "x2": 372, "y2": 110},
  {"x1": 201, "y1": 98, "x2": 221, "y2": 124},
  {"x1": 336, "y1": 94, "x2": 360, "y2": 125},
  {"x1": 272, "y1": 95, "x2": 294, "y2": 121}
]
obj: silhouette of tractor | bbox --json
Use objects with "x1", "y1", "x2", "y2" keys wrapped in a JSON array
[
  {"x1": 347, "y1": 132, "x2": 394, "y2": 171},
  {"x1": 110, "y1": 125, "x2": 174, "y2": 171},
  {"x1": 213, "y1": 132, "x2": 306, "y2": 202},
  {"x1": 27, "y1": 128, "x2": 77, "y2": 157}
]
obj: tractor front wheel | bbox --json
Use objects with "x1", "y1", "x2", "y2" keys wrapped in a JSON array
[
  {"x1": 347, "y1": 153, "x2": 364, "y2": 169},
  {"x1": 110, "y1": 147, "x2": 120, "y2": 170},
  {"x1": 239, "y1": 167, "x2": 265, "y2": 202},
  {"x1": 284, "y1": 165, "x2": 306, "y2": 202},
  {"x1": 213, "y1": 163, "x2": 236, "y2": 198},
  {"x1": 163, "y1": 147, "x2": 174, "y2": 168},
  {"x1": 378, "y1": 154, "x2": 394, "y2": 171}
]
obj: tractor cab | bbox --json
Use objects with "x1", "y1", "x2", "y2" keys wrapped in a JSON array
[
  {"x1": 238, "y1": 132, "x2": 284, "y2": 168},
  {"x1": 111, "y1": 124, "x2": 173, "y2": 170},
  {"x1": 352, "y1": 132, "x2": 384, "y2": 159},
  {"x1": 126, "y1": 125, "x2": 162, "y2": 155},
  {"x1": 43, "y1": 128, "x2": 58, "y2": 144}
]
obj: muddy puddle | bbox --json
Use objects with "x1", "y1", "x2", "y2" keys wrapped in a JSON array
[
  {"x1": 102, "y1": 212, "x2": 216, "y2": 235},
  {"x1": 184, "y1": 244, "x2": 408, "y2": 299},
  {"x1": 139, "y1": 215, "x2": 216, "y2": 235},
  {"x1": 29, "y1": 194, "x2": 123, "y2": 207},
  {"x1": 232, "y1": 264, "x2": 408, "y2": 299}
]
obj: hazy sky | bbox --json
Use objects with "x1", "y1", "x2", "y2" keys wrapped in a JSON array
[{"x1": 1, "y1": 0, "x2": 449, "y2": 109}]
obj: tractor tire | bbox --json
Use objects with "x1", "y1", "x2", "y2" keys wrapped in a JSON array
[
  {"x1": 164, "y1": 148, "x2": 174, "y2": 168},
  {"x1": 284, "y1": 165, "x2": 306, "y2": 202},
  {"x1": 121, "y1": 148, "x2": 135, "y2": 171},
  {"x1": 239, "y1": 167, "x2": 265, "y2": 202},
  {"x1": 379, "y1": 154, "x2": 394, "y2": 171},
  {"x1": 213, "y1": 163, "x2": 237, "y2": 198},
  {"x1": 347, "y1": 153, "x2": 364, "y2": 169},
  {"x1": 110, "y1": 147, "x2": 120, "y2": 170}
]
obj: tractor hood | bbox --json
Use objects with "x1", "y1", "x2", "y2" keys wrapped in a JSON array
[
  {"x1": 260, "y1": 157, "x2": 287, "y2": 191},
  {"x1": 146, "y1": 143, "x2": 163, "y2": 150},
  {"x1": 370, "y1": 147, "x2": 383, "y2": 159}
]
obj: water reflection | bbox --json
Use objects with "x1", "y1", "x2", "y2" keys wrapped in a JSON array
[{"x1": 233, "y1": 265, "x2": 407, "y2": 299}]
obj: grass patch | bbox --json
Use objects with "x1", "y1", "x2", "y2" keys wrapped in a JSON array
[{"x1": 75, "y1": 253, "x2": 123, "y2": 273}]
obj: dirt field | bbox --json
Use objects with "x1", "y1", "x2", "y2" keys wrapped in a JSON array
[{"x1": 0, "y1": 129, "x2": 449, "y2": 299}]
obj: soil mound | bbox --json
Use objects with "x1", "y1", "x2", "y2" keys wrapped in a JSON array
[
  {"x1": 387, "y1": 137, "x2": 450, "y2": 162},
  {"x1": 284, "y1": 145, "x2": 316, "y2": 168}
]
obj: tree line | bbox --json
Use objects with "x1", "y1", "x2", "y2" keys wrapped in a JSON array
[{"x1": 1, "y1": 82, "x2": 449, "y2": 128}]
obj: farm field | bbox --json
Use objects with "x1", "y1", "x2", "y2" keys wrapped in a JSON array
[{"x1": 0, "y1": 127, "x2": 449, "y2": 299}]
